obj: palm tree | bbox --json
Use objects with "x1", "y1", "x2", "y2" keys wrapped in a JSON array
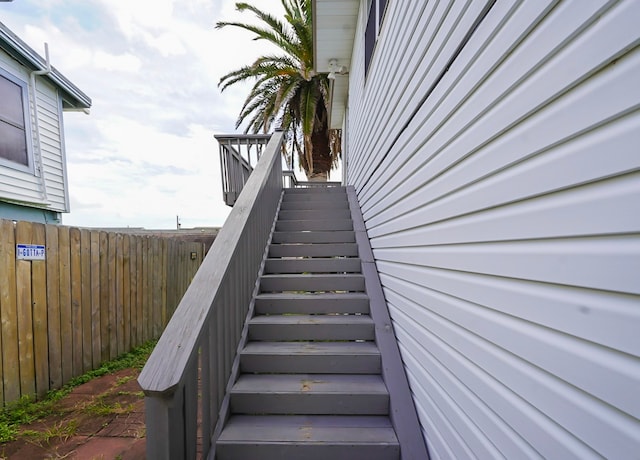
[{"x1": 216, "y1": 0, "x2": 340, "y2": 181}]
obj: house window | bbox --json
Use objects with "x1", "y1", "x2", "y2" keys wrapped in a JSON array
[
  {"x1": 0, "y1": 70, "x2": 30, "y2": 168},
  {"x1": 364, "y1": 0, "x2": 389, "y2": 76}
]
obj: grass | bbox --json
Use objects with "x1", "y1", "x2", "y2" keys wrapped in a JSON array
[
  {"x1": 0, "y1": 340, "x2": 156, "y2": 444},
  {"x1": 83, "y1": 399, "x2": 136, "y2": 417},
  {"x1": 20, "y1": 419, "x2": 79, "y2": 445}
]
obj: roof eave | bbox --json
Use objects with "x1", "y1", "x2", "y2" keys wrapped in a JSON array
[{"x1": 0, "y1": 21, "x2": 92, "y2": 109}]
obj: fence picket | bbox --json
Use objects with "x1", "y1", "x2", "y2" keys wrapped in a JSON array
[
  {"x1": 32, "y1": 222, "x2": 48, "y2": 398},
  {"x1": 152, "y1": 238, "x2": 161, "y2": 338},
  {"x1": 123, "y1": 234, "x2": 131, "y2": 352},
  {"x1": 58, "y1": 226, "x2": 73, "y2": 385},
  {"x1": 135, "y1": 235, "x2": 143, "y2": 347},
  {"x1": 69, "y1": 228, "x2": 82, "y2": 378},
  {"x1": 15, "y1": 221, "x2": 36, "y2": 397},
  {"x1": 116, "y1": 234, "x2": 124, "y2": 356},
  {"x1": 45, "y1": 225, "x2": 62, "y2": 390},
  {"x1": 81, "y1": 229, "x2": 92, "y2": 373},
  {"x1": 90, "y1": 231, "x2": 101, "y2": 368},
  {"x1": 107, "y1": 232, "x2": 117, "y2": 360}
]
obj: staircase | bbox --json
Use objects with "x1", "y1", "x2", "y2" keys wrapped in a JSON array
[{"x1": 216, "y1": 186, "x2": 400, "y2": 460}]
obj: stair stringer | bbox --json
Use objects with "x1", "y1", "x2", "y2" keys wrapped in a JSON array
[
  {"x1": 207, "y1": 189, "x2": 285, "y2": 460},
  {"x1": 346, "y1": 186, "x2": 431, "y2": 460}
]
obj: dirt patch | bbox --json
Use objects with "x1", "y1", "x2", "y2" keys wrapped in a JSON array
[{"x1": 0, "y1": 368, "x2": 145, "y2": 459}]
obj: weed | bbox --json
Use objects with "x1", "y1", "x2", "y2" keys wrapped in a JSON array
[
  {"x1": 82, "y1": 391, "x2": 136, "y2": 417},
  {"x1": 115, "y1": 390, "x2": 144, "y2": 398},
  {"x1": 20, "y1": 419, "x2": 78, "y2": 445},
  {"x1": 115, "y1": 375, "x2": 134, "y2": 386},
  {"x1": 84, "y1": 400, "x2": 135, "y2": 417}
]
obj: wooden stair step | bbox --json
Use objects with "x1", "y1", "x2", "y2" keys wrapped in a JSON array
[
  {"x1": 240, "y1": 342, "x2": 381, "y2": 374},
  {"x1": 284, "y1": 186, "x2": 347, "y2": 194},
  {"x1": 254, "y1": 292, "x2": 370, "y2": 315},
  {"x1": 216, "y1": 415, "x2": 399, "y2": 460},
  {"x1": 280, "y1": 200, "x2": 349, "y2": 210},
  {"x1": 265, "y1": 257, "x2": 361, "y2": 274},
  {"x1": 269, "y1": 243, "x2": 359, "y2": 258},
  {"x1": 272, "y1": 230, "x2": 355, "y2": 244},
  {"x1": 282, "y1": 192, "x2": 347, "y2": 201},
  {"x1": 275, "y1": 219, "x2": 354, "y2": 232},
  {"x1": 260, "y1": 273, "x2": 365, "y2": 292},
  {"x1": 277, "y1": 209, "x2": 352, "y2": 221},
  {"x1": 248, "y1": 314, "x2": 374, "y2": 341},
  {"x1": 230, "y1": 374, "x2": 389, "y2": 415}
]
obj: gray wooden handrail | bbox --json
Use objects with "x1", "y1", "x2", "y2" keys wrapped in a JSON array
[{"x1": 138, "y1": 131, "x2": 285, "y2": 459}]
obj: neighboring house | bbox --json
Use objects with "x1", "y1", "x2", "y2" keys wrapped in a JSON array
[
  {"x1": 0, "y1": 21, "x2": 90, "y2": 224},
  {"x1": 314, "y1": 1, "x2": 639, "y2": 458}
]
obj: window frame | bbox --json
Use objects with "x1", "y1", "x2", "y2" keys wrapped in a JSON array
[
  {"x1": 364, "y1": 0, "x2": 389, "y2": 77},
  {"x1": 0, "y1": 66, "x2": 35, "y2": 174}
]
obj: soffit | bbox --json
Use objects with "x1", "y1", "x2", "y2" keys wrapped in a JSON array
[{"x1": 313, "y1": 0, "x2": 359, "y2": 129}]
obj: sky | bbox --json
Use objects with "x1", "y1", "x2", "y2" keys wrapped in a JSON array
[{"x1": 0, "y1": 0, "x2": 314, "y2": 229}]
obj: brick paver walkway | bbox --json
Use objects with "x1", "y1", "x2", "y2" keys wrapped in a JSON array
[{"x1": 1, "y1": 368, "x2": 146, "y2": 459}]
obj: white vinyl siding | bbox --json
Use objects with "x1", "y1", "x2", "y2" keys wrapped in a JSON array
[
  {"x1": 37, "y1": 81, "x2": 69, "y2": 211},
  {"x1": 346, "y1": 1, "x2": 640, "y2": 458},
  {"x1": 0, "y1": 47, "x2": 69, "y2": 212}
]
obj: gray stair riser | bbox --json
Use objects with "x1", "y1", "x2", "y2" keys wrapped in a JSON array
[
  {"x1": 265, "y1": 258, "x2": 362, "y2": 274},
  {"x1": 278, "y1": 209, "x2": 352, "y2": 220},
  {"x1": 272, "y1": 231, "x2": 355, "y2": 244},
  {"x1": 284, "y1": 187, "x2": 347, "y2": 194},
  {"x1": 248, "y1": 322, "x2": 374, "y2": 341},
  {"x1": 217, "y1": 415, "x2": 399, "y2": 460},
  {"x1": 269, "y1": 243, "x2": 359, "y2": 258},
  {"x1": 260, "y1": 275, "x2": 365, "y2": 292},
  {"x1": 254, "y1": 294, "x2": 370, "y2": 315},
  {"x1": 240, "y1": 354, "x2": 381, "y2": 374},
  {"x1": 230, "y1": 394, "x2": 389, "y2": 415},
  {"x1": 216, "y1": 443, "x2": 399, "y2": 460},
  {"x1": 231, "y1": 374, "x2": 387, "y2": 392},
  {"x1": 280, "y1": 201, "x2": 349, "y2": 211},
  {"x1": 282, "y1": 193, "x2": 347, "y2": 202},
  {"x1": 275, "y1": 219, "x2": 353, "y2": 232}
]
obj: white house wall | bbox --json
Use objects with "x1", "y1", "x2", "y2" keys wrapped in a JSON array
[
  {"x1": 0, "y1": 47, "x2": 69, "y2": 213},
  {"x1": 346, "y1": 1, "x2": 640, "y2": 458}
]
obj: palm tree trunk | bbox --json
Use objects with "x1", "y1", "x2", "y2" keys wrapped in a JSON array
[{"x1": 308, "y1": 103, "x2": 332, "y2": 181}]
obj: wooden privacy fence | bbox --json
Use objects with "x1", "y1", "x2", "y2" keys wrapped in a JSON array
[{"x1": 0, "y1": 219, "x2": 205, "y2": 406}]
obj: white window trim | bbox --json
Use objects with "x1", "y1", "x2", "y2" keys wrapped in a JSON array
[{"x1": 0, "y1": 66, "x2": 35, "y2": 174}]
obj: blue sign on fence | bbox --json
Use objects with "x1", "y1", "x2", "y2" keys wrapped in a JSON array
[{"x1": 16, "y1": 244, "x2": 46, "y2": 260}]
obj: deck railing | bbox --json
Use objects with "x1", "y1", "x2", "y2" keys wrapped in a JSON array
[
  {"x1": 216, "y1": 133, "x2": 342, "y2": 205},
  {"x1": 215, "y1": 134, "x2": 271, "y2": 206},
  {"x1": 138, "y1": 131, "x2": 285, "y2": 459}
]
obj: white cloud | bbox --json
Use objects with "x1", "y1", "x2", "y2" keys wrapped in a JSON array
[
  {"x1": 93, "y1": 50, "x2": 142, "y2": 72},
  {"x1": 0, "y1": 0, "x2": 311, "y2": 229}
]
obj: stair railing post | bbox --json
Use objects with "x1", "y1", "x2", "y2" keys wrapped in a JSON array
[{"x1": 143, "y1": 385, "x2": 185, "y2": 460}]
